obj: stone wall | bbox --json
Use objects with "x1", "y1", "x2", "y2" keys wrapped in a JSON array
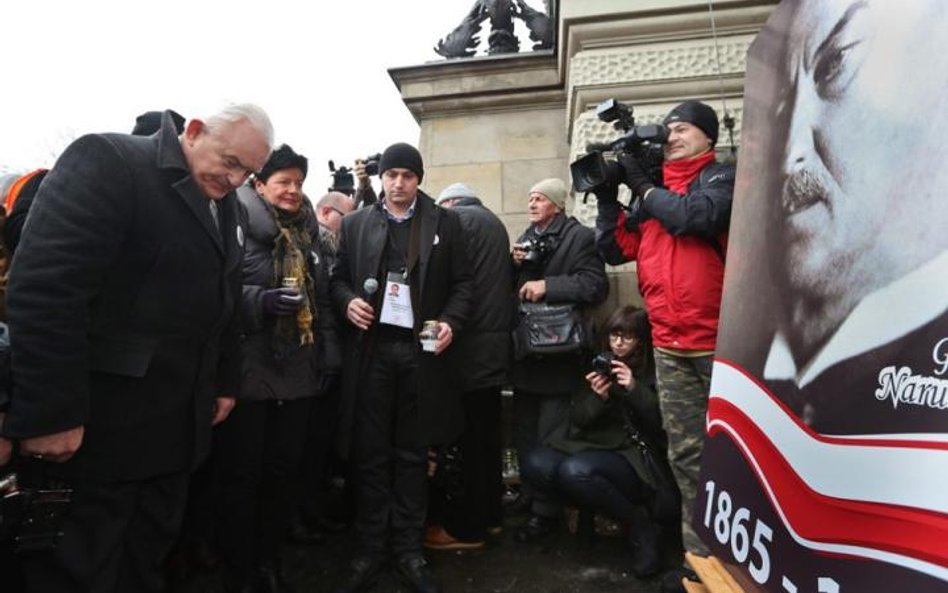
[{"x1": 389, "y1": 0, "x2": 777, "y2": 312}]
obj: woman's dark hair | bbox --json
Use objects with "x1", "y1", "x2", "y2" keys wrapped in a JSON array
[
  {"x1": 256, "y1": 143, "x2": 308, "y2": 183},
  {"x1": 602, "y1": 305, "x2": 653, "y2": 376}
]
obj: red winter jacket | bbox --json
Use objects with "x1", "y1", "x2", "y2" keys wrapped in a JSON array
[{"x1": 596, "y1": 155, "x2": 735, "y2": 351}]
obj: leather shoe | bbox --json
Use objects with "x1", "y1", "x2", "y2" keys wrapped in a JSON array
[
  {"x1": 659, "y1": 566, "x2": 700, "y2": 593},
  {"x1": 304, "y1": 511, "x2": 348, "y2": 534},
  {"x1": 287, "y1": 519, "x2": 326, "y2": 546},
  {"x1": 333, "y1": 555, "x2": 385, "y2": 593},
  {"x1": 256, "y1": 563, "x2": 294, "y2": 593},
  {"x1": 514, "y1": 514, "x2": 557, "y2": 543},
  {"x1": 394, "y1": 554, "x2": 442, "y2": 593},
  {"x1": 424, "y1": 525, "x2": 485, "y2": 551}
]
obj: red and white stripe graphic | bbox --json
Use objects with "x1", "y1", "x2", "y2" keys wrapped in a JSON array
[{"x1": 707, "y1": 359, "x2": 948, "y2": 581}]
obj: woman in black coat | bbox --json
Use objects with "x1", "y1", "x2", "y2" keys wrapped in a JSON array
[
  {"x1": 215, "y1": 145, "x2": 339, "y2": 593},
  {"x1": 519, "y1": 306, "x2": 679, "y2": 577}
]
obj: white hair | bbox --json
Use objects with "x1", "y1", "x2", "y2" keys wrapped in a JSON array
[{"x1": 203, "y1": 103, "x2": 275, "y2": 149}]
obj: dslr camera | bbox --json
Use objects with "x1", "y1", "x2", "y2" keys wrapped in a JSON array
[
  {"x1": 591, "y1": 351, "x2": 616, "y2": 378},
  {"x1": 517, "y1": 235, "x2": 556, "y2": 264},
  {"x1": 570, "y1": 99, "x2": 667, "y2": 195},
  {"x1": 361, "y1": 153, "x2": 382, "y2": 176}
]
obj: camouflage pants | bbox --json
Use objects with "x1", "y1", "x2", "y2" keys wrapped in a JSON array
[{"x1": 654, "y1": 350, "x2": 713, "y2": 556}]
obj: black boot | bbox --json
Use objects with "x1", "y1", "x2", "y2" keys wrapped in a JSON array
[
  {"x1": 255, "y1": 562, "x2": 295, "y2": 593},
  {"x1": 628, "y1": 507, "x2": 661, "y2": 578},
  {"x1": 333, "y1": 555, "x2": 386, "y2": 593},
  {"x1": 394, "y1": 554, "x2": 442, "y2": 593},
  {"x1": 286, "y1": 517, "x2": 327, "y2": 546},
  {"x1": 514, "y1": 513, "x2": 558, "y2": 543},
  {"x1": 659, "y1": 565, "x2": 700, "y2": 593}
]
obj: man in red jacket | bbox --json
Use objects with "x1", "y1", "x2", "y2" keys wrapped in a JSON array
[{"x1": 595, "y1": 100, "x2": 735, "y2": 592}]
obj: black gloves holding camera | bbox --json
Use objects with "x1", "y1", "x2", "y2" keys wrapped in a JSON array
[
  {"x1": 619, "y1": 153, "x2": 655, "y2": 198},
  {"x1": 590, "y1": 154, "x2": 656, "y2": 231},
  {"x1": 262, "y1": 288, "x2": 303, "y2": 316}
]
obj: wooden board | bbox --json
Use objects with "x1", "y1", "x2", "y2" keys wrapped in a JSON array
[
  {"x1": 683, "y1": 580, "x2": 710, "y2": 593},
  {"x1": 685, "y1": 552, "x2": 746, "y2": 593}
]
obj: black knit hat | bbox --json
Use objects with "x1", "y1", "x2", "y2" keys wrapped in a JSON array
[
  {"x1": 663, "y1": 101, "x2": 719, "y2": 145},
  {"x1": 378, "y1": 142, "x2": 424, "y2": 182},
  {"x1": 132, "y1": 109, "x2": 186, "y2": 136}
]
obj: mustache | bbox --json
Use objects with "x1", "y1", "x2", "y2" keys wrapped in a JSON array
[{"x1": 781, "y1": 167, "x2": 830, "y2": 215}]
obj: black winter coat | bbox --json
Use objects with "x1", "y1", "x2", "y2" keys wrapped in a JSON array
[
  {"x1": 511, "y1": 213, "x2": 609, "y2": 395},
  {"x1": 445, "y1": 197, "x2": 512, "y2": 392},
  {"x1": 236, "y1": 187, "x2": 340, "y2": 402},
  {"x1": 330, "y1": 192, "x2": 473, "y2": 456},
  {"x1": 4, "y1": 113, "x2": 243, "y2": 482}
]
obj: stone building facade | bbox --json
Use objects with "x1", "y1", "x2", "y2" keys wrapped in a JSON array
[{"x1": 390, "y1": 0, "x2": 777, "y2": 309}]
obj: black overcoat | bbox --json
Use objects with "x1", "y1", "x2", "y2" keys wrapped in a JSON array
[
  {"x1": 236, "y1": 186, "x2": 340, "y2": 403},
  {"x1": 330, "y1": 191, "x2": 473, "y2": 456},
  {"x1": 511, "y1": 213, "x2": 609, "y2": 394},
  {"x1": 4, "y1": 112, "x2": 244, "y2": 482},
  {"x1": 446, "y1": 198, "x2": 513, "y2": 392}
]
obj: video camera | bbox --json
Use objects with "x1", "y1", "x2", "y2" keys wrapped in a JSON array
[
  {"x1": 328, "y1": 153, "x2": 382, "y2": 196},
  {"x1": 570, "y1": 99, "x2": 667, "y2": 195}
]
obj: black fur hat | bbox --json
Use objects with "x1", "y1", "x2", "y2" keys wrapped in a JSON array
[
  {"x1": 132, "y1": 109, "x2": 185, "y2": 136},
  {"x1": 257, "y1": 144, "x2": 308, "y2": 183}
]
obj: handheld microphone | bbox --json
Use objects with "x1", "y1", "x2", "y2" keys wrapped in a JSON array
[
  {"x1": 363, "y1": 278, "x2": 379, "y2": 299},
  {"x1": 356, "y1": 278, "x2": 379, "y2": 339}
]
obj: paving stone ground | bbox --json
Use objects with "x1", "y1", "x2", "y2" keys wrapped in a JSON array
[{"x1": 173, "y1": 511, "x2": 672, "y2": 593}]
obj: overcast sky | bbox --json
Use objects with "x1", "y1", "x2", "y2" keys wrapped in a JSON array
[{"x1": 1, "y1": 0, "x2": 541, "y2": 194}]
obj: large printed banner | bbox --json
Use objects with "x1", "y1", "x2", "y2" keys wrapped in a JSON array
[{"x1": 694, "y1": 1, "x2": 948, "y2": 591}]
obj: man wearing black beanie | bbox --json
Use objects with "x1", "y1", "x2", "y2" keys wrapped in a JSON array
[
  {"x1": 593, "y1": 99, "x2": 735, "y2": 593},
  {"x1": 330, "y1": 142, "x2": 472, "y2": 593}
]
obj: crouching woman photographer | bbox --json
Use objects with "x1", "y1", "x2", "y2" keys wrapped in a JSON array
[{"x1": 519, "y1": 306, "x2": 679, "y2": 577}]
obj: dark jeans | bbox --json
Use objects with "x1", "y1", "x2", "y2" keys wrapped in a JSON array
[
  {"x1": 353, "y1": 337, "x2": 426, "y2": 558},
  {"x1": 20, "y1": 472, "x2": 189, "y2": 593},
  {"x1": 215, "y1": 398, "x2": 312, "y2": 583},
  {"x1": 513, "y1": 389, "x2": 570, "y2": 507},
  {"x1": 522, "y1": 446, "x2": 646, "y2": 522},
  {"x1": 429, "y1": 386, "x2": 503, "y2": 541},
  {"x1": 297, "y1": 380, "x2": 343, "y2": 520}
]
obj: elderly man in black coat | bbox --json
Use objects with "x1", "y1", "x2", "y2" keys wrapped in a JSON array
[
  {"x1": 2, "y1": 105, "x2": 273, "y2": 592},
  {"x1": 330, "y1": 143, "x2": 472, "y2": 593},
  {"x1": 510, "y1": 177, "x2": 609, "y2": 542},
  {"x1": 425, "y1": 183, "x2": 512, "y2": 550}
]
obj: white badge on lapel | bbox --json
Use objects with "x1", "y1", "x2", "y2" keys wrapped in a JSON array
[
  {"x1": 236, "y1": 225, "x2": 245, "y2": 248},
  {"x1": 433, "y1": 234, "x2": 440, "y2": 246}
]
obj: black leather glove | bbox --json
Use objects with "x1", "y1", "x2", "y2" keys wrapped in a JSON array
[
  {"x1": 262, "y1": 288, "x2": 303, "y2": 316},
  {"x1": 591, "y1": 180, "x2": 619, "y2": 205},
  {"x1": 624, "y1": 196, "x2": 650, "y2": 230},
  {"x1": 619, "y1": 154, "x2": 655, "y2": 198}
]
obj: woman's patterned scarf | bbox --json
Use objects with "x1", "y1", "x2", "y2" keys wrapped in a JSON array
[{"x1": 270, "y1": 204, "x2": 316, "y2": 357}]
